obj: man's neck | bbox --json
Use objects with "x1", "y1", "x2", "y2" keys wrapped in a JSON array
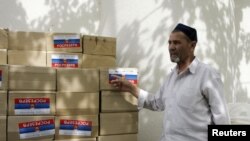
[{"x1": 177, "y1": 56, "x2": 195, "y2": 74}]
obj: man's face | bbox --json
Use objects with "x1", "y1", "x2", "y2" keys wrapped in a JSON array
[{"x1": 168, "y1": 31, "x2": 195, "y2": 63}]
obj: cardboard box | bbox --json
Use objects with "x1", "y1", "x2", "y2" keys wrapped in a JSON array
[
  {"x1": 55, "y1": 139, "x2": 96, "y2": 141},
  {"x1": 47, "y1": 52, "x2": 83, "y2": 68},
  {"x1": 100, "y1": 68, "x2": 138, "y2": 90},
  {"x1": 8, "y1": 65, "x2": 56, "y2": 91},
  {"x1": 47, "y1": 33, "x2": 82, "y2": 53},
  {"x1": 100, "y1": 112, "x2": 138, "y2": 135},
  {"x1": 56, "y1": 92, "x2": 99, "y2": 115},
  {"x1": 83, "y1": 35, "x2": 116, "y2": 56},
  {"x1": 0, "y1": 49, "x2": 7, "y2": 64},
  {"x1": 57, "y1": 68, "x2": 99, "y2": 92},
  {"x1": 8, "y1": 31, "x2": 46, "y2": 51},
  {"x1": 0, "y1": 28, "x2": 8, "y2": 49},
  {"x1": 98, "y1": 134, "x2": 137, "y2": 141},
  {"x1": 8, "y1": 116, "x2": 55, "y2": 141},
  {"x1": 101, "y1": 91, "x2": 137, "y2": 113},
  {"x1": 55, "y1": 115, "x2": 98, "y2": 139},
  {"x1": 0, "y1": 65, "x2": 8, "y2": 90},
  {"x1": 8, "y1": 50, "x2": 47, "y2": 67},
  {"x1": 8, "y1": 91, "x2": 56, "y2": 116},
  {"x1": 100, "y1": 68, "x2": 116, "y2": 91},
  {"x1": 0, "y1": 116, "x2": 6, "y2": 141},
  {"x1": 0, "y1": 91, "x2": 7, "y2": 115},
  {"x1": 82, "y1": 54, "x2": 116, "y2": 68}
]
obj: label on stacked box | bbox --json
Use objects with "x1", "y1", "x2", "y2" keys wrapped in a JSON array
[
  {"x1": 109, "y1": 68, "x2": 138, "y2": 85},
  {"x1": 59, "y1": 119, "x2": 92, "y2": 136},
  {"x1": 51, "y1": 54, "x2": 79, "y2": 68},
  {"x1": 14, "y1": 98, "x2": 50, "y2": 115},
  {"x1": 18, "y1": 119, "x2": 55, "y2": 139},
  {"x1": 53, "y1": 35, "x2": 81, "y2": 48}
]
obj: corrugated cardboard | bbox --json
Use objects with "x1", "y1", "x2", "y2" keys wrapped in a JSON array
[
  {"x1": 0, "y1": 91, "x2": 7, "y2": 115},
  {"x1": 8, "y1": 91, "x2": 56, "y2": 116},
  {"x1": 8, "y1": 65, "x2": 56, "y2": 91},
  {"x1": 83, "y1": 35, "x2": 116, "y2": 56},
  {"x1": 0, "y1": 65, "x2": 8, "y2": 90},
  {"x1": 0, "y1": 28, "x2": 8, "y2": 49},
  {"x1": 55, "y1": 115, "x2": 98, "y2": 139},
  {"x1": 8, "y1": 116, "x2": 55, "y2": 141},
  {"x1": 82, "y1": 54, "x2": 116, "y2": 68},
  {"x1": 57, "y1": 68, "x2": 99, "y2": 92},
  {"x1": 56, "y1": 92, "x2": 99, "y2": 115},
  {"x1": 0, "y1": 49, "x2": 7, "y2": 64},
  {"x1": 8, "y1": 50, "x2": 47, "y2": 67},
  {"x1": 82, "y1": 35, "x2": 96, "y2": 54},
  {"x1": 8, "y1": 31, "x2": 46, "y2": 51},
  {"x1": 0, "y1": 116, "x2": 6, "y2": 141},
  {"x1": 55, "y1": 139, "x2": 96, "y2": 141},
  {"x1": 98, "y1": 134, "x2": 137, "y2": 141},
  {"x1": 100, "y1": 112, "x2": 138, "y2": 135},
  {"x1": 100, "y1": 68, "x2": 117, "y2": 90},
  {"x1": 47, "y1": 52, "x2": 83, "y2": 68},
  {"x1": 101, "y1": 91, "x2": 137, "y2": 113},
  {"x1": 47, "y1": 33, "x2": 82, "y2": 53}
]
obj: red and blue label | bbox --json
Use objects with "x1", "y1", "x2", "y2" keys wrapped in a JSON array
[
  {"x1": 109, "y1": 68, "x2": 138, "y2": 85},
  {"x1": 14, "y1": 98, "x2": 50, "y2": 115},
  {"x1": 19, "y1": 119, "x2": 55, "y2": 139},
  {"x1": 53, "y1": 35, "x2": 80, "y2": 48},
  {"x1": 59, "y1": 119, "x2": 92, "y2": 136},
  {"x1": 51, "y1": 54, "x2": 79, "y2": 68}
]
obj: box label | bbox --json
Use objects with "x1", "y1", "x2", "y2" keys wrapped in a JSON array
[
  {"x1": 14, "y1": 98, "x2": 50, "y2": 115},
  {"x1": 0, "y1": 70, "x2": 2, "y2": 87},
  {"x1": 19, "y1": 119, "x2": 55, "y2": 139},
  {"x1": 59, "y1": 119, "x2": 92, "y2": 136},
  {"x1": 109, "y1": 68, "x2": 138, "y2": 85},
  {"x1": 51, "y1": 54, "x2": 79, "y2": 68},
  {"x1": 53, "y1": 35, "x2": 81, "y2": 48}
]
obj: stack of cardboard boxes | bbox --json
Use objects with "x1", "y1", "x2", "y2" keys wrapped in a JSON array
[
  {"x1": 0, "y1": 29, "x2": 138, "y2": 141},
  {"x1": 99, "y1": 68, "x2": 138, "y2": 141},
  {"x1": 7, "y1": 65, "x2": 56, "y2": 141},
  {"x1": 8, "y1": 31, "x2": 47, "y2": 66},
  {"x1": 0, "y1": 28, "x2": 8, "y2": 141}
]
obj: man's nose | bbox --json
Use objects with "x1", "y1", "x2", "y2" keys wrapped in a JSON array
[{"x1": 169, "y1": 44, "x2": 176, "y2": 51}]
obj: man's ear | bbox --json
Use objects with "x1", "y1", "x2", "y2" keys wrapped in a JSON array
[{"x1": 191, "y1": 41, "x2": 196, "y2": 48}]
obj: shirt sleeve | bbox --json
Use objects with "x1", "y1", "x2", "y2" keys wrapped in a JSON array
[
  {"x1": 203, "y1": 73, "x2": 231, "y2": 124},
  {"x1": 137, "y1": 87, "x2": 165, "y2": 111}
]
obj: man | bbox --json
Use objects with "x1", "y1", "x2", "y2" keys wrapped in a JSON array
[{"x1": 111, "y1": 23, "x2": 231, "y2": 141}]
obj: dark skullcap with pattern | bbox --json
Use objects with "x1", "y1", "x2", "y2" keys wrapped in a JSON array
[{"x1": 172, "y1": 23, "x2": 197, "y2": 42}]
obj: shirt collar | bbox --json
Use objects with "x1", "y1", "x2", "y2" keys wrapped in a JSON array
[
  {"x1": 173, "y1": 57, "x2": 199, "y2": 74},
  {"x1": 189, "y1": 57, "x2": 199, "y2": 74}
]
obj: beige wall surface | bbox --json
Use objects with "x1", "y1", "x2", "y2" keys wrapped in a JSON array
[{"x1": 1, "y1": 0, "x2": 250, "y2": 141}]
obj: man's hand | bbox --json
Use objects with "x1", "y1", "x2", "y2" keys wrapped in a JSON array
[{"x1": 110, "y1": 75, "x2": 139, "y2": 98}]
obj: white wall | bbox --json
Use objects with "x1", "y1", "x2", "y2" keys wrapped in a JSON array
[
  {"x1": 1, "y1": 0, "x2": 250, "y2": 141},
  {"x1": 0, "y1": 0, "x2": 100, "y2": 34}
]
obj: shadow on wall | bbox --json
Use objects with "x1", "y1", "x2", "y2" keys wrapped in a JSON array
[
  {"x1": 117, "y1": 0, "x2": 250, "y2": 103},
  {"x1": 234, "y1": 0, "x2": 250, "y2": 103},
  {"x1": 0, "y1": 0, "x2": 28, "y2": 29},
  {"x1": 0, "y1": 0, "x2": 99, "y2": 33}
]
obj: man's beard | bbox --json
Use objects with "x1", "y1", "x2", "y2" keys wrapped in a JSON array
[{"x1": 171, "y1": 56, "x2": 180, "y2": 63}]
